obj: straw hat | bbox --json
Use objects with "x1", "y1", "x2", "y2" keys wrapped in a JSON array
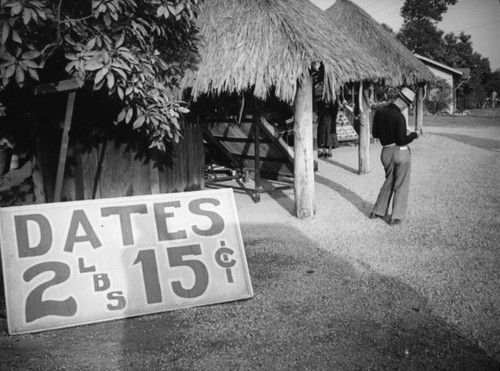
[{"x1": 398, "y1": 87, "x2": 415, "y2": 105}]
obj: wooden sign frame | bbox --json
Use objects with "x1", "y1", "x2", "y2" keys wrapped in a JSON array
[{"x1": 0, "y1": 189, "x2": 253, "y2": 334}]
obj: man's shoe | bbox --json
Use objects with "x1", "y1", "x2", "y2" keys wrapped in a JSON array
[
  {"x1": 389, "y1": 219, "x2": 402, "y2": 226},
  {"x1": 369, "y1": 212, "x2": 380, "y2": 219}
]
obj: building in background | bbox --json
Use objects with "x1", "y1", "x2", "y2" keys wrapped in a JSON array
[{"x1": 415, "y1": 54, "x2": 466, "y2": 114}]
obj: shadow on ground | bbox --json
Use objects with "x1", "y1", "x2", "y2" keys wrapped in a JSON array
[
  {"x1": 432, "y1": 132, "x2": 500, "y2": 151},
  {"x1": 315, "y1": 174, "x2": 373, "y2": 217},
  {"x1": 322, "y1": 158, "x2": 358, "y2": 174},
  {"x1": 261, "y1": 171, "x2": 373, "y2": 218},
  {"x1": 0, "y1": 223, "x2": 497, "y2": 370}
]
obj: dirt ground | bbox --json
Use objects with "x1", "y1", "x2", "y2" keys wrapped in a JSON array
[{"x1": 1, "y1": 110, "x2": 499, "y2": 370}]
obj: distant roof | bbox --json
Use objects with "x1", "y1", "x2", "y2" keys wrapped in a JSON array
[
  {"x1": 415, "y1": 54, "x2": 466, "y2": 77},
  {"x1": 456, "y1": 68, "x2": 471, "y2": 80},
  {"x1": 181, "y1": 0, "x2": 388, "y2": 103},
  {"x1": 325, "y1": 0, "x2": 435, "y2": 86}
]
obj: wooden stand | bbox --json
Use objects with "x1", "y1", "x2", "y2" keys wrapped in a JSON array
[{"x1": 204, "y1": 116, "x2": 293, "y2": 203}]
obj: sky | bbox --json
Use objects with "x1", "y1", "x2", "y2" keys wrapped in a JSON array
[{"x1": 309, "y1": 0, "x2": 500, "y2": 71}]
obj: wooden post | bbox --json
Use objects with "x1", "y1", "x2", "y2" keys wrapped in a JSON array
[
  {"x1": 293, "y1": 74, "x2": 315, "y2": 219},
  {"x1": 253, "y1": 118, "x2": 262, "y2": 202},
  {"x1": 313, "y1": 118, "x2": 318, "y2": 172},
  {"x1": 415, "y1": 83, "x2": 425, "y2": 134},
  {"x1": 53, "y1": 91, "x2": 76, "y2": 202},
  {"x1": 358, "y1": 82, "x2": 371, "y2": 174},
  {"x1": 149, "y1": 162, "x2": 160, "y2": 194},
  {"x1": 33, "y1": 78, "x2": 83, "y2": 203},
  {"x1": 73, "y1": 143, "x2": 85, "y2": 200},
  {"x1": 30, "y1": 139, "x2": 46, "y2": 203}
]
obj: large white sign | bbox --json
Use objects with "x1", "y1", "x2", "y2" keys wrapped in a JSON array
[{"x1": 0, "y1": 189, "x2": 253, "y2": 334}]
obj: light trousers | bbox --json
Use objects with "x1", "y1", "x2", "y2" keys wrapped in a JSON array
[{"x1": 372, "y1": 146, "x2": 412, "y2": 220}]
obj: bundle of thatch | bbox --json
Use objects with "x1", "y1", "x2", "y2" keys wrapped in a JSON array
[
  {"x1": 181, "y1": 0, "x2": 388, "y2": 103},
  {"x1": 325, "y1": 0, "x2": 435, "y2": 86}
]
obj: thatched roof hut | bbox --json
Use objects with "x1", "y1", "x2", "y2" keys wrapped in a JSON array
[
  {"x1": 181, "y1": 0, "x2": 388, "y2": 103},
  {"x1": 325, "y1": 0, "x2": 435, "y2": 86}
]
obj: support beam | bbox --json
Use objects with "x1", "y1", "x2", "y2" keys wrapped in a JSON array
[
  {"x1": 357, "y1": 82, "x2": 371, "y2": 174},
  {"x1": 53, "y1": 91, "x2": 76, "y2": 202},
  {"x1": 293, "y1": 75, "x2": 315, "y2": 219},
  {"x1": 33, "y1": 78, "x2": 83, "y2": 95}
]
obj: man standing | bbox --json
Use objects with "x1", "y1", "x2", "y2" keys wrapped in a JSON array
[{"x1": 370, "y1": 88, "x2": 419, "y2": 226}]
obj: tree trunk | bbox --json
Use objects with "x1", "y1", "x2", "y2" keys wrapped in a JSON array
[
  {"x1": 293, "y1": 75, "x2": 315, "y2": 219},
  {"x1": 358, "y1": 82, "x2": 371, "y2": 174}
]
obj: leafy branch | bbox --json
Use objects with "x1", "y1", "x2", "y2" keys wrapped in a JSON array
[{"x1": 0, "y1": 0, "x2": 200, "y2": 149}]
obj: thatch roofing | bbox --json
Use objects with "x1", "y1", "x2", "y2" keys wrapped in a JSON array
[
  {"x1": 325, "y1": 0, "x2": 435, "y2": 86},
  {"x1": 181, "y1": 0, "x2": 388, "y2": 103}
]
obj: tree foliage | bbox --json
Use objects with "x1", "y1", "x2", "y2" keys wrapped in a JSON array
[
  {"x1": 397, "y1": 0, "x2": 456, "y2": 58},
  {"x1": 400, "y1": 0, "x2": 457, "y2": 22},
  {"x1": 398, "y1": 19, "x2": 444, "y2": 60},
  {"x1": 397, "y1": 0, "x2": 496, "y2": 110},
  {"x1": 0, "y1": 0, "x2": 200, "y2": 150},
  {"x1": 440, "y1": 32, "x2": 491, "y2": 109},
  {"x1": 486, "y1": 69, "x2": 500, "y2": 101},
  {"x1": 425, "y1": 77, "x2": 452, "y2": 114}
]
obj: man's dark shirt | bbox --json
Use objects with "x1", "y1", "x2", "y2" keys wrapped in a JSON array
[{"x1": 372, "y1": 103, "x2": 417, "y2": 146}]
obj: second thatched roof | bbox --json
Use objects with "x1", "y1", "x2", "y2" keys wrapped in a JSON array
[
  {"x1": 325, "y1": 0, "x2": 435, "y2": 86},
  {"x1": 181, "y1": 0, "x2": 388, "y2": 103}
]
